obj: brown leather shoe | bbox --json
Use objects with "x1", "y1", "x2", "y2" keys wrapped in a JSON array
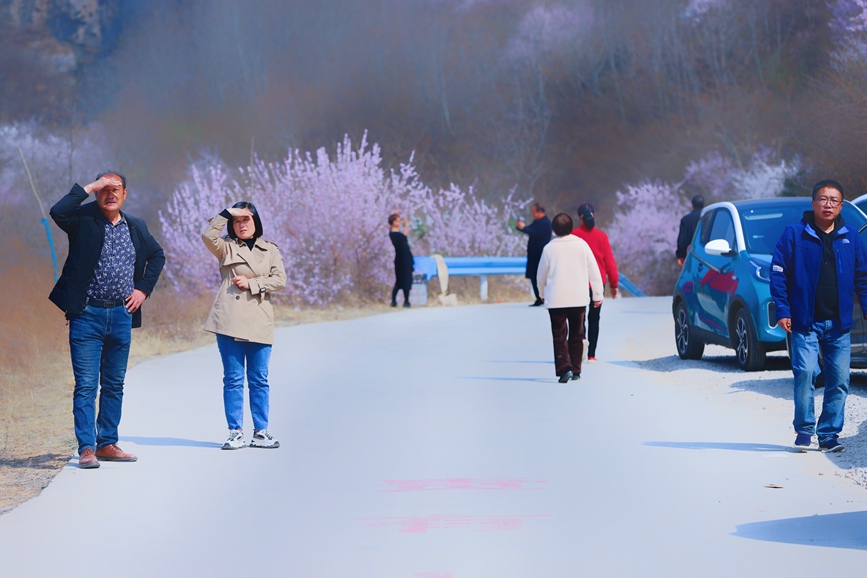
[
  {"x1": 95, "y1": 443, "x2": 138, "y2": 462},
  {"x1": 79, "y1": 448, "x2": 100, "y2": 469}
]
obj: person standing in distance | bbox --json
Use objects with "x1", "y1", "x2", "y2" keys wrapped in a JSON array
[
  {"x1": 516, "y1": 203, "x2": 552, "y2": 306},
  {"x1": 49, "y1": 172, "x2": 165, "y2": 469},
  {"x1": 202, "y1": 202, "x2": 287, "y2": 450},
  {"x1": 676, "y1": 195, "x2": 704, "y2": 266},
  {"x1": 571, "y1": 203, "x2": 618, "y2": 362},
  {"x1": 388, "y1": 212, "x2": 414, "y2": 308},
  {"x1": 537, "y1": 213, "x2": 604, "y2": 382},
  {"x1": 770, "y1": 179, "x2": 867, "y2": 452}
]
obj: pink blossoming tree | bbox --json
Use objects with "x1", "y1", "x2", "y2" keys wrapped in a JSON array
[
  {"x1": 159, "y1": 133, "x2": 528, "y2": 305},
  {"x1": 608, "y1": 148, "x2": 800, "y2": 295}
]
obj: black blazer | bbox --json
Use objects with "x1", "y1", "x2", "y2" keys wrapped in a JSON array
[
  {"x1": 49, "y1": 184, "x2": 166, "y2": 328},
  {"x1": 518, "y1": 215, "x2": 552, "y2": 278}
]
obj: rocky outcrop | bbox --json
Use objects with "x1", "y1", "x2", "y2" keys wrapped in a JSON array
[{"x1": 1, "y1": 0, "x2": 121, "y2": 57}]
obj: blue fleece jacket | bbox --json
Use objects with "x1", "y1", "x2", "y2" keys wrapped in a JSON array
[{"x1": 770, "y1": 212, "x2": 867, "y2": 334}]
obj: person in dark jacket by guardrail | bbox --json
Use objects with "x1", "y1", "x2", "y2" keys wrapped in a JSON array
[{"x1": 516, "y1": 203, "x2": 552, "y2": 307}]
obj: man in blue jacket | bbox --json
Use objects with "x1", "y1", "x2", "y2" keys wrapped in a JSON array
[
  {"x1": 770, "y1": 179, "x2": 867, "y2": 452},
  {"x1": 50, "y1": 172, "x2": 165, "y2": 468},
  {"x1": 516, "y1": 203, "x2": 552, "y2": 306}
]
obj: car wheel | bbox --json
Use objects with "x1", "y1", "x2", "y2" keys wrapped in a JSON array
[
  {"x1": 734, "y1": 308, "x2": 766, "y2": 371},
  {"x1": 675, "y1": 301, "x2": 704, "y2": 360}
]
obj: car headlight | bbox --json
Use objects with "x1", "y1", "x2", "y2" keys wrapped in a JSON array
[{"x1": 749, "y1": 258, "x2": 770, "y2": 282}]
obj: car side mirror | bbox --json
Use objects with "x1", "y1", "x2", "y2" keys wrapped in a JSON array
[{"x1": 705, "y1": 238, "x2": 736, "y2": 257}]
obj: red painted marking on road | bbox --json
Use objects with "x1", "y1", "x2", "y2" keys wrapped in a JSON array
[
  {"x1": 381, "y1": 478, "x2": 547, "y2": 493},
  {"x1": 360, "y1": 514, "x2": 550, "y2": 534}
]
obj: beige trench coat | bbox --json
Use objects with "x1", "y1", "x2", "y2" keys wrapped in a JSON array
[{"x1": 202, "y1": 213, "x2": 287, "y2": 344}]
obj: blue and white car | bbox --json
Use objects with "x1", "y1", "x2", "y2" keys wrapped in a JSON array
[{"x1": 672, "y1": 197, "x2": 867, "y2": 371}]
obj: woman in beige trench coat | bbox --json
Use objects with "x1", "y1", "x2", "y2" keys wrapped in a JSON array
[{"x1": 202, "y1": 202, "x2": 287, "y2": 450}]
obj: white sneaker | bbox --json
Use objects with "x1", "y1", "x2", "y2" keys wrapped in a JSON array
[
  {"x1": 222, "y1": 429, "x2": 245, "y2": 450},
  {"x1": 250, "y1": 429, "x2": 280, "y2": 449}
]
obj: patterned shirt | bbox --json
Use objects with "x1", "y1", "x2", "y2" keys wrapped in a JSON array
[{"x1": 87, "y1": 215, "x2": 136, "y2": 300}]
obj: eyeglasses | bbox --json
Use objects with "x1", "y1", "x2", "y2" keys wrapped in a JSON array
[{"x1": 814, "y1": 197, "x2": 842, "y2": 207}]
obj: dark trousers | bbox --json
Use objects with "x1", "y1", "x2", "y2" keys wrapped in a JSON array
[
  {"x1": 586, "y1": 290, "x2": 602, "y2": 357},
  {"x1": 391, "y1": 284, "x2": 410, "y2": 305},
  {"x1": 530, "y1": 276, "x2": 541, "y2": 300},
  {"x1": 548, "y1": 307, "x2": 586, "y2": 377}
]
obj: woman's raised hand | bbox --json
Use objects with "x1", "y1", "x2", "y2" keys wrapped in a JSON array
[{"x1": 227, "y1": 207, "x2": 253, "y2": 218}]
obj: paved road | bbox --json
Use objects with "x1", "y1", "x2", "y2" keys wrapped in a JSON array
[{"x1": 1, "y1": 298, "x2": 866, "y2": 577}]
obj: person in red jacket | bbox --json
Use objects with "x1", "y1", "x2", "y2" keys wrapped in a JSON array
[{"x1": 572, "y1": 203, "x2": 619, "y2": 361}]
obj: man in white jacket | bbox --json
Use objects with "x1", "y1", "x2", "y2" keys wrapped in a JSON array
[{"x1": 537, "y1": 213, "x2": 604, "y2": 382}]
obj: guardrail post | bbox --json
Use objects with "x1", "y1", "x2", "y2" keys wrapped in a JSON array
[{"x1": 479, "y1": 275, "x2": 488, "y2": 301}]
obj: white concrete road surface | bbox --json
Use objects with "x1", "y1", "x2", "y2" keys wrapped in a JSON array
[{"x1": 2, "y1": 297, "x2": 867, "y2": 577}]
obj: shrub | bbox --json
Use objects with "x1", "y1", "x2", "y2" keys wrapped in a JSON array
[{"x1": 159, "y1": 133, "x2": 529, "y2": 305}]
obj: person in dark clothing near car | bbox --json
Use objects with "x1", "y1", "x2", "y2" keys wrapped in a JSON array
[
  {"x1": 516, "y1": 203, "x2": 552, "y2": 306},
  {"x1": 389, "y1": 212, "x2": 414, "y2": 307},
  {"x1": 770, "y1": 179, "x2": 867, "y2": 453},
  {"x1": 676, "y1": 195, "x2": 704, "y2": 266},
  {"x1": 49, "y1": 172, "x2": 165, "y2": 469}
]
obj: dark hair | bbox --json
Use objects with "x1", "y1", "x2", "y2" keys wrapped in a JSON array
[
  {"x1": 552, "y1": 213, "x2": 573, "y2": 236},
  {"x1": 226, "y1": 201, "x2": 264, "y2": 240},
  {"x1": 691, "y1": 195, "x2": 705, "y2": 209},
  {"x1": 388, "y1": 213, "x2": 400, "y2": 226},
  {"x1": 812, "y1": 179, "x2": 845, "y2": 200},
  {"x1": 532, "y1": 203, "x2": 545, "y2": 214},
  {"x1": 96, "y1": 171, "x2": 127, "y2": 189},
  {"x1": 576, "y1": 202, "x2": 594, "y2": 218}
]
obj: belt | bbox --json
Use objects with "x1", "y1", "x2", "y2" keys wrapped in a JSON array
[{"x1": 86, "y1": 297, "x2": 126, "y2": 308}]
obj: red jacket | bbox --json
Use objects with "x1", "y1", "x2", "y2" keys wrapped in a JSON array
[{"x1": 572, "y1": 225, "x2": 619, "y2": 288}]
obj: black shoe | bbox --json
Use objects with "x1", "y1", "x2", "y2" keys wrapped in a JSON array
[
  {"x1": 571, "y1": 372, "x2": 581, "y2": 380},
  {"x1": 530, "y1": 299, "x2": 544, "y2": 307},
  {"x1": 403, "y1": 302, "x2": 411, "y2": 308},
  {"x1": 558, "y1": 370, "x2": 573, "y2": 383},
  {"x1": 819, "y1": 438, "x2": 844, "y2": 453},
  {"x1": 390, "y1": 302, "x2": 397, "y2": 307}
]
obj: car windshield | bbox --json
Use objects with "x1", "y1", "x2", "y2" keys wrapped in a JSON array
[{"x1": 739, "y1": 203, "x2": 865, "y2": 255}]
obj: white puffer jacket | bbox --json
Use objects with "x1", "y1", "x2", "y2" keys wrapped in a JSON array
[{"x1": 536, "y1": 234, "x2": 604, "y2": 309}]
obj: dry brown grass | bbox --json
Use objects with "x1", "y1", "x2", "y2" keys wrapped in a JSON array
[{"x1": 0, "y1": 269, "x2": 532, "y2": 515}]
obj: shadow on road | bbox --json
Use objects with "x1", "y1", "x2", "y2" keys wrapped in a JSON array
[
  {"x1": 460, "y1": 376, "x2": 556, "y2": 384},
  {"x1": 121, "y1": 436, "x2": 221, "y2": 448},
  {"x1": 0, "y1": 454, "x2": 70, "y2": 469},
  {"x1": 644, "y1": 441, "x2": 790, "y2": 452},
  {"x1": 487, "y1": 360, "x2": 552, "y2": 365},
  {"x1": 733, "y1": 511, "x2": 867, "y2": 550},
  {"x1": 617, "y1": 354, "x2": 791, "y2": 374}
]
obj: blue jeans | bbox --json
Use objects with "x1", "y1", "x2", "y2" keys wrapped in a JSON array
[
  {"x1": 68, "y1": 305, "x2": 132, "y2": 454},
  {"x1": 790, "y1": 320, "x2": 850, "y2": 443},
  {"x1": 216, "y1": 334, "x2": 272, "y2": 431}
]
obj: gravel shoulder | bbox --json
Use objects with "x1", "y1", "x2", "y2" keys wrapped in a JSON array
[{"x1": 617, "y1": 297, "x2": 867, "y2": 491}]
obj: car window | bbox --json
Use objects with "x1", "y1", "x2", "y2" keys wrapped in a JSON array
[
  {"x1": 740, "y1": 207, "x2": 799, "y2": 255},
  {"x1": 707, "y1": 209, "x2": 736, "y2": 250},
  {"x1": 740, "y1": 202, "x2": 867, "y2": 255},
  {"x1": 698, "y1": 211, "x2": 715, "y2": 247}
]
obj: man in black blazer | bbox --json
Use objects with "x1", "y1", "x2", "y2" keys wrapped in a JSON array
[
  {"x1": 50, "y1": 172, "x2": 165, "y2": 469},
  {"x1": 516, "y1": 203, "x2": 552, "y2": 306}
]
